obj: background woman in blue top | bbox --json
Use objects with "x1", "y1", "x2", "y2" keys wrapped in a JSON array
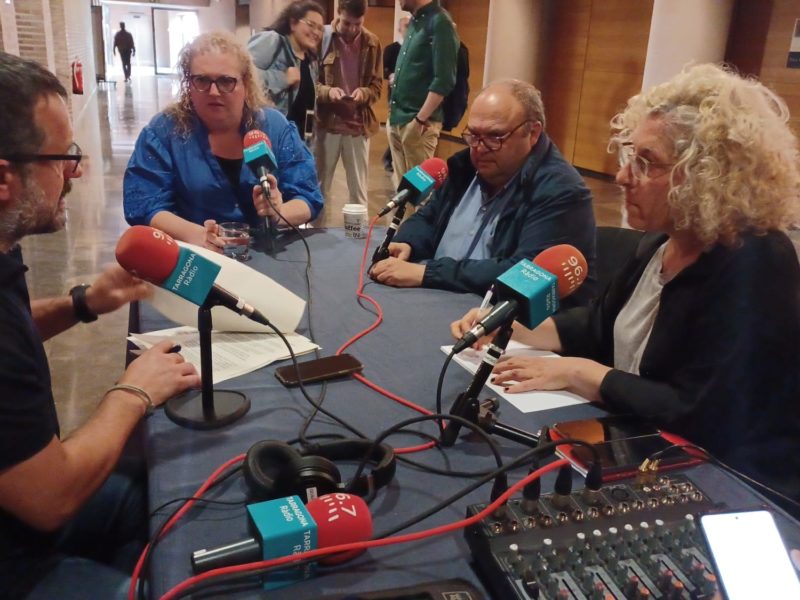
[{"x1": 123, "y1": 31, "x2": 323, "y2": 250}]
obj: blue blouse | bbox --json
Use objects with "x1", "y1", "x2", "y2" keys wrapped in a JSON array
[{"x1": 123, "y1": 107, "x2": 323, "y2": 227}]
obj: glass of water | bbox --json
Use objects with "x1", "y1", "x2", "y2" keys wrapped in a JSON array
[{"x1": 218, "y1": 222, "x2": 251, "y2": 261}]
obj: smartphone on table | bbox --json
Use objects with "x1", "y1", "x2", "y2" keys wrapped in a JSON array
[
  {"x1": 550, "y1": 415, "x2": 701, "y2": 478},
  {"x1": 699, "y1": 509, "x2": 800, "y2": 599},
  {"x1": 275, "y1": 353, "x2": 363, "y2": 387}
]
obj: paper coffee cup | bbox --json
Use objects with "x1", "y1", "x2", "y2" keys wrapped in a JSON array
[{"x1": 342, "y1": 204, "x2": 368, "y2": 239}]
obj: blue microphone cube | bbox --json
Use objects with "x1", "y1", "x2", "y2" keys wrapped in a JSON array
[
  {"x1": 247, "y1": 495, "x2": 318, "y2": 589},
  {"x1": 243, "y1": 139, "x2": 278, "y2": 171},
  {"x1": 495, "y1": 259, "x2": 559, "y2": 329},
  {"x1": 403, "y1": 166, "x2": 436, "y2": 197},
  {"x1": 162, "y1": 246, "x2": 221, "y2": 307}
]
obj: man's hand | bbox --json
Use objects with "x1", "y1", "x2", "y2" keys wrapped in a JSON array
[
  {"x1": 387, "y1": 242, "x2": 412, "y2": 260},
  {"x1": 369, "y1": 257, "x2": 425, "y2": 287},
  {"x1": 252, "y1": 175, "x2": 284, "y2": 222},
  {"x1": 350, "y1": 88, "x2": 367, "y2": 104},
  {"x1": 328, "y1": 87, "x2": 347, "y2": 101},
  {"x1": 84, "y1": 264, "x2": 151, "y2": 316},
  {"x1": 118, "y1": 340, "x2": 200, "y2": 408},
  {"x1": 286, "y1": 66, "x2": 301, "y2": 88}
]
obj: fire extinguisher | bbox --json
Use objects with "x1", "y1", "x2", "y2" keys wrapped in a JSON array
[{"x1": 71, "y1": 58, "x2": 84, "y2": 95}]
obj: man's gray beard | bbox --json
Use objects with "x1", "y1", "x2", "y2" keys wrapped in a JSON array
[{"x1": 0, "y1": 176, "x2": 69, "y2": 247}]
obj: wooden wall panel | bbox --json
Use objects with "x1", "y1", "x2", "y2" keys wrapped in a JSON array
[
  {"x1": 539, "y1": 0, "x2": 591, "y2": 163},
  {"x1": 572, "y1": 70, "x2": 642, "y2": 173},
  {"x1": 757, "y1": 0, "x2": 800, "y2": 135},
  {"x1": 572, "y1": 0, "x2": 652, "y2": 174},
  {"x1": 582, "y1": 0, "x2": 650, "y2": 74},
  {"x1": 364, "y1": 5, "x2": 394, "y2": 125}
]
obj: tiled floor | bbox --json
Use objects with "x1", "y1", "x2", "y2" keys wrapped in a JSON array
[{"x1": 30, "y1": 72, "x2": 622, "y2": 435}]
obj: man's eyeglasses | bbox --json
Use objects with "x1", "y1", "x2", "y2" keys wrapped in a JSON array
[
  {"x1": 0, "y1": 142, "x2": 83, "y2": 174},
  {"x1": 300, "y1": 18, "x2": 324, "y2": 33},
  {"x1": 189, "y1": 75, "x2": 238, "y2": 94},
  {"x1": 618, "y1": 143, "x2": 674, "y2": 180},
  {"x1": 462, "y1": 120, "x2": 531, "y2": 151}
]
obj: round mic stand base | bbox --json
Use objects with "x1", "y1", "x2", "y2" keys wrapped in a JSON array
[{"x1": 165, "y1": 390, "x2": 250, "y2": 430}]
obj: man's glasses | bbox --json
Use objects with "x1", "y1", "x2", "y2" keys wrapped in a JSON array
[
  {"x1": 300, "y1": 18, "x2": 324, "y2": 33},
  {"x1": 189, "y1": 75, "x2": 238, "y2": 94},
  {"x1": 618, "y1": 143, "x2": 674, "y2": 180},
  {"x1": 462, "y1": 120, "x2": 531, "y2": 151},
  {"x1": 0, "y1": 142, "x2": 83, "y2": 174}
]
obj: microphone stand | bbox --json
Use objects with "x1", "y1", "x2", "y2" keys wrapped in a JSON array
[
  {"x1": 371, "y1": 203, "x2": 406, "y2": 265},
  {"x1": 165, "y1": 299, "x2": 251, "y2": 430},
  {"x1": 441, "y1": 320, "x2": 540, "y2": 448}
]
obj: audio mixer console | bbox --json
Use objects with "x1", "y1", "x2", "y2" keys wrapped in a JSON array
[{"x1": 465, "y1": 474, "x2": 724, "y2": 599}]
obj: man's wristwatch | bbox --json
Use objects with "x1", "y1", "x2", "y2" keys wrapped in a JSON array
[
  {"x1": 69, "y1": 284, "x2": 98, "y2": 323},
  {"x1": 414, "y1": 115, "x2": 429, "y2": 126}
]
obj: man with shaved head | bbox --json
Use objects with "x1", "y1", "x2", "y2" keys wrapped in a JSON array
[{"x1": 371, "y1": 79, "x2": 597, "y2": 303}]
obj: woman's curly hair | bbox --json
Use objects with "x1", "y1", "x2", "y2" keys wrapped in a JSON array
[
  {"x1": 166, "y1": 31, "x2": 269, "y2": 135},
  {"x1": 610, "y1": 63, "x2": 800, "y2": 247}
]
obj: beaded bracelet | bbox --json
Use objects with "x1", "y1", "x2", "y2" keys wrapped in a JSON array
[{"x1": 106, "y1": 383, "x2": 154, "y2": 417}]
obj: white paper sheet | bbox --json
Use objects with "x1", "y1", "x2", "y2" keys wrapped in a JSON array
[
  {"x1": 146, "y1": 241, "x2": 306, "y2": 333},
  {"x1": 129, "y1": 326, "x2": 318, "y2": 384},
  {"x1": 441, "y1": 341, "x2": 589, "y2": 413}
]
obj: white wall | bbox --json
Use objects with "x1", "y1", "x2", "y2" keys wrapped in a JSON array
[{"x1": 484, "y1": 0, "x2": 545, "y2": 86}]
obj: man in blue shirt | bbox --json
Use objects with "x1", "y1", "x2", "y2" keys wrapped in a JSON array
[{"x1": 371, "y1": 80, "x2": 597, "y2": 305}]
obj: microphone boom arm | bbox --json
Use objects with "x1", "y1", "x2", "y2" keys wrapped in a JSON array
[
  {"x1": 441, "y1": 320, "x2": 514, "y2": 447},
  {"x1": 371, "y1": 203, "x2": 407, "y2": 265}
]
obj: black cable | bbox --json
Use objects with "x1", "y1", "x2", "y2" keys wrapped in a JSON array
[
  {"x1": 349, "y1": 413, "x2": 504, "y2": 490},
  {"x1": 169, "y1": 437, "x2": 600, "y2": 598},
  {"x1": 136, "y1": 464, "x2": 243, "y2": 600},
  {"x1": 375, "y1": 437, "x2": 599, "y2": 538},
  {"x1": 648, "y1": 442, "x2": 800, "y2": 514},
  {"x1": 435, "y1": 350, "x2": 455, "y2": 437}
]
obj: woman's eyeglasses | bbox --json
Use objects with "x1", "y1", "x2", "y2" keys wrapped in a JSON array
[
  {"x1": 189, "y1": 75, "x2": 238, "y2": 94},
  {"x1": 300, "y1": 18, "x2": 324, "y2": 33},
  {"x1": 618, "y1": 143, "x2": 674, "y2": 180},
  {"x1": 0, "y1": 142, "x2": 83, "y2": 174}
]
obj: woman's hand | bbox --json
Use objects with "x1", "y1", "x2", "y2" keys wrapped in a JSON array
[
  {"x1": 450, "y1": 307, "x2": 493, "y2": 350},
  {"x1": 491, "y1": 355, "x2": 610, "y2": 402},
  {"x1": 286, "y1": 66, "x2": 300, "y2": 88},
  {"x1": 252, "y1": 175, "x2": 284, "y2": 223},
  {"x1": 202, "y1": 219, "x2": 224, "y2": 253}
]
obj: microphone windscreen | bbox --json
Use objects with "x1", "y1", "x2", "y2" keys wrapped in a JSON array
[
  {"x1": 115, "y1": 225, "x2": 180, "y2": 284},
  {"x1": 243, "y1": 129, "x2": 272, "y2": 148},
  {"x1": 419, "y1": 157, "x2": 448, "y2": 189},
  {"x1": 533, "y1": 244, "x2": 587, "y2": 299},
  {"x1": 306, "y1": 493, "x2": 373, "y2": 565}
]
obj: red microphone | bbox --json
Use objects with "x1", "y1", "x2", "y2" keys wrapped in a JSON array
[
  {"x1": 116, "y1": 225, "x2": 263, "y2": 320},
  {"x1": 419, "y1": 156, "x2": 448, "y2": 189},
  {"x1": 243, "y1": 129, "x2": 279, "y2": 248},
  {"x1": 453, "y1": 245, "x2": 588, "y2": 352},
  {"x1": 377, "y1": 158, "x2": 449, "y2": 217},
  {"x1": 532, "y1": 244, "x2": 588, "y2": 299},
  {"x1": 190, "y1": 493, "x2": 373, "y2": 573},
  {"x1": 115, "y1": 225, "x2": 180, "y2": 283},
  {"x1": 305, "y1": 493, "x2": 373, "y2": 565},
  {"x1": 243, "y1": 129, "x2": 272, "y2": 149}
]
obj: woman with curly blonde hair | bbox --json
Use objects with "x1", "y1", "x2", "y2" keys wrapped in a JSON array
[
  {"x1": 453, "y1": 64, "x2": 800, "y2": 508},
  {"x1": 123, "y1": 31, "x2": 323, "y2": 248}
]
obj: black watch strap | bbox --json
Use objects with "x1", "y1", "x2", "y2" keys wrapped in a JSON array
[{"x1": 69, "y1": 284, "x2": 98, "y2": 323}]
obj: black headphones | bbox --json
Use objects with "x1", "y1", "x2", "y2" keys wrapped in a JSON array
[{"x1": 243, "y1": 439, "x2": 396, "y2": 503}]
